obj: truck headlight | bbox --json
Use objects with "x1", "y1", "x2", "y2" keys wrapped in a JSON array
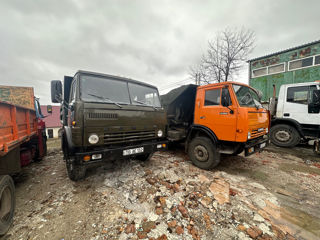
[
  {"x1": 88, "y1": 134, "x2": 99, "y2": 144},
  {"x1": 248, "y1": 132, "x2": 251, "y2": 139},
  {"x1": 157, "y1": 130, "x2": 163, "y2": 137}
]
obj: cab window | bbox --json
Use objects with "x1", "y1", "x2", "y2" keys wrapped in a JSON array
[
  {"x1": 204, "y1": 88, "x2": 221, "y2": 106},
  {"x1": 287, "y1": 85, "x2": 317, "y2": 105}
]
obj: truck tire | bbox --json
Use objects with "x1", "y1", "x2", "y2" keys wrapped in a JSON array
[
  {"x1": 270, "y1": 124, "x2": 301, "y2": 147},
  {"x1": 136, "y1": 153, "x2": 153, "y2": 161},
  {"x1": 188, "y1": 137, "x2": 220, "y2": 170},
  {"x1": 232, "y1": 147, "x2": 244, "y2": 156},
  {"x1": 0, "y1": 175, "x2": 15, "y2": 236},
  {"x1": 66, "y1": 158, "x2": 86, "y2": 181}
]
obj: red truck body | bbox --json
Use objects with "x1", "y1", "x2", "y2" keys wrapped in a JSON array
[
  {"x1": 0, "y1": 86, "x2": 46, "y2": 170},
  {"x1": 0, "y1": 85, "x2": 47, "y2": 235}
]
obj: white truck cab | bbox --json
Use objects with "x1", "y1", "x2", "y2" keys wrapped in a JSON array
[{"x1": 270, "y1": 81, "x2": 320, "y2": 147}]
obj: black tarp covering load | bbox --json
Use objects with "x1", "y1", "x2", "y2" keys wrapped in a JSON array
[{"x1": 160, "y1": 84, "x2": 198, "y2": 128}]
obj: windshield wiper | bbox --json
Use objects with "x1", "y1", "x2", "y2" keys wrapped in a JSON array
[
  {"x1": 87, "y1": 93, "x2": 122, "y2": 108},
  {"x1": 133, "y1": 100, "x2": 157, "y2": 110}
]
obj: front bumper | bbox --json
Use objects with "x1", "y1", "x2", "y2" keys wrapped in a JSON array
[
  {"x1": 75, "y1": 140, "x2": 168, "y2": 165},
  {"x1": 244, "y1": 136, "x2": 269, "y2": 156}
]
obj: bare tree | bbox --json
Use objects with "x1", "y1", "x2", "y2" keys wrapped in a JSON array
[{"x1": 190, "y1": 27, "x2": 255, "y2": 85}]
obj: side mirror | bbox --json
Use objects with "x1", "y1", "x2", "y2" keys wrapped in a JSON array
[
  {"x1": 256, "y1": 89, "x2": 263, "y2": 101},
  {"x1": 221, "y1": 88, "x2": 234, "y2": 114},
  {"x1": 308, "y1": 90, "x2": 320, "y2": 113},
  {"x1": 51, "y1": 80, "x2": 62, "y2": 103},
  {"x1": 221, "y1": 88, "x2": 231, "y2": 107},
  {"x1": 47, "y1": 105, "x2": 53, "y2": 114}
]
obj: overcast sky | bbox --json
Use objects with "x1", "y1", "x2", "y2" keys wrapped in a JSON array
[{"x1": 0, "y1": 0, "x2": 319, "y2": 104}]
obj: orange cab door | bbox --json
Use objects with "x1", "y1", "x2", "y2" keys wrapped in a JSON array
[{"x1": 195, "y1": 86, "x2": 237, "y2": 141}]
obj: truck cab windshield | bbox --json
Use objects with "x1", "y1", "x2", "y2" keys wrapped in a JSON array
[
  {"x1": 233, "y1": 84, "x2": 262, "y2": 108},
  {"x1": 80, "y1": 74, "x2": 161, "y2": 108}
]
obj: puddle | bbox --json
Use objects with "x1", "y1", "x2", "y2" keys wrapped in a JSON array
[
  {"x1": 228, "y1": 168, "x2": 269, "y2": 182},
  {"x1": 282, "y1": 204, "x2": 320, "y2": 238},
  {"x1": 279, "y1": 163, "x2": 320, "y2": 175}
]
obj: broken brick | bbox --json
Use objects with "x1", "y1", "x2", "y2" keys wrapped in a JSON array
[
  {"x1": 155, "y1": 207, "x2": 163, "y2": 215},
  {"x1": 178, "y1": 205, "x2": 189, "y2": 218},
  {"x1": 125, "y1": 224, "x2": 136, "y2": 234},
  {"x1": 209, "y1": 178, "x2": 230, "y2": 204},
  {"x1": 167, "y1": 220, "x2": 177, "y2": 228},
  {"x1": 142, "y1": 221, "x2": 156, "y2": 233},
  {"x1": 146, "y1": 178, "x2": 157, "y2": 185},
  {"x1": 246, "y1": 226, "x2": 263, "y2": 239},
  {"x1": 175, "y1": 225, "x2": 184, "y2": 235},
  {"x1": 137, "y1": 231, "x2": 148, "y2": 239},
  {"x1": 237, "y1": 224, "x2": 246, "y2": 231},
  {"x1": 156, "y1": 234, "x2": 168, "y2": 240}
]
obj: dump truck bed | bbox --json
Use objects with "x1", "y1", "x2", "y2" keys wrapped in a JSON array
[
  {"x1": 0, "y1": 86, "x2": 37, "y2": 155},
  {"x1": 161, "y1": 84, "x2": 198, "y2": 141}
]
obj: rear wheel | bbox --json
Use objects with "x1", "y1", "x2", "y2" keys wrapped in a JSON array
[
  {"x1": 188, "y1": 137, "x2": 220, "y2": 170},
  {"x1": 0, "y1": 175, "x2": 15, "y2": 236},
  {"x1": 66, "y1": 158, "x2": 86, "y2": 181},
  {"x1": 270, "y1": 124, "x2": 301, "y2": 147}
]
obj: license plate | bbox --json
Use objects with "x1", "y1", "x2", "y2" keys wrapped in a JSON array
[
  {"x1": 123, "y1": 147, "x2": 144, "y2": 156},
  {"x1": 260, "y1": 142, "x2": 266, "y2": 148}
]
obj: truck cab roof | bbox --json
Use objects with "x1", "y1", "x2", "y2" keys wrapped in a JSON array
[
  {"x1": 197, "y1": 81, "x2": 252, "y2": 90},
  {"x1": 75, "y1": 70, "x2": 158, "y2": 89}
]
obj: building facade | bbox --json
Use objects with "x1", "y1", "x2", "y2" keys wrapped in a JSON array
[
  {"x1": 248, "y1": 40, "x2": 320, "y2": 102},
  {"x1": 40, "y1": 105, "x2": 62, "y2": 139}
]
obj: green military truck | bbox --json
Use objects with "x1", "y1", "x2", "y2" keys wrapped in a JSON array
[{"x1": 51, "y1": 70, "x2": 167, "y2": 181}]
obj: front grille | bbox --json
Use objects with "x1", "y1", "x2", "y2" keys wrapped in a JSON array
[
  {"x1": 251, "y1": 128, "x2": 266, "y2": 138},
  {"x1": 88, "y1": 112, "x2": 118, "y2": 119},
  {"x1": 104, "y1": 130, "x2": 156, "y2": 144}
]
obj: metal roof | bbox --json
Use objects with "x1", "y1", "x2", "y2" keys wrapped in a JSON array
[{"x1": 248, "y1": 39, "x2": 320, "y2": 62}]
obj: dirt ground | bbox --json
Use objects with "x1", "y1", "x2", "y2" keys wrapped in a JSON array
[{"x1": 2, "y1": 139, "x2": 320, "y2": 240}]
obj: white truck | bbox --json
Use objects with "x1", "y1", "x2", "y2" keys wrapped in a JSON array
[{"x1": 269, "y1": 81, "x2": 320, "y2": 151}]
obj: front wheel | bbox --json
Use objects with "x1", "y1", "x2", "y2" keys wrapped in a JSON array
[
  {"x1": 136, "y1": 153, "x2": 153, "y2": 161},
  {"x1": 270, "y1": 124, "x2": 301, "y2": 147},
  {"x1": 0, "y1": 175, "x2": 15, "y2": 236},
  {"x1": 188, "y1": 137, "x2": 220, "y2": 170},
  {"x1": 66, "y1": 158, "x2": 86, "y2": 181}
]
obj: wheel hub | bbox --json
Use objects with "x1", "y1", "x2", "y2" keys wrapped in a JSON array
[
  {"x1": 275, "y1": 130, "x2": 291, "y2": 142},
  {"x1": 194, "y1": 145, "x2": 209, "y2": 162}
]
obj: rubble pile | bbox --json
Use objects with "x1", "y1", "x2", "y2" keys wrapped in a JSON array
[{"x1": 7, "y1": 148, "x2": 320, "y2": 240}]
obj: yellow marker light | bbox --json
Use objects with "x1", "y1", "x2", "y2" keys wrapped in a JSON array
[
  {"x1": 248, "y1": 147, "x2": 254, "y2": 153},
  {"x1": 72, "y1": 121, "x2": 76, "y2": 126},
  {"x1": 83, "y1": 155, "x2": 91, "y2": 161},
  {"x1": 162, "y1": 144, "x2": 166, "y2": 148}
]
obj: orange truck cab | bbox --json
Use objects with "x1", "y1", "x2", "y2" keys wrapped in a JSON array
[{"x1": 161, "y1": 82, "x2": 269, "y2": 170}]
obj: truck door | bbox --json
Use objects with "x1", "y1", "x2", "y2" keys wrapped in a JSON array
[
  {"x1": 284, "y1": 85, "x2": 318, "y2": 125},
  {"x1": 67, "y1": 79, "x2": 76, "y2": 127},
  {"x1": 195, "y1": 86, "x2": 237, "y2": 141}
]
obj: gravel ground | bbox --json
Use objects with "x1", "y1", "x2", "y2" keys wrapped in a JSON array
[{"x1": 3, "y1": 141, "x2": 320, "y2": 240}]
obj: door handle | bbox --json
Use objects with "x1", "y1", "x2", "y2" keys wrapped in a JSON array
[
  {"x1": 283, "y1": 113, "x2": 290, "y2": 117},
  {"x1": 200, "y1": 116, "x2": 206, "y2": 119}
]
